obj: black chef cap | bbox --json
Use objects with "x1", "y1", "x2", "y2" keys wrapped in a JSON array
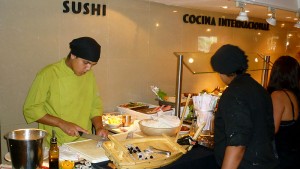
[
  {"x1": 70, "y1": 37, "x2": 101, "y2": 62},
  {"x1": 210, "y1": 44, "x2": 248, "y2": 74}
]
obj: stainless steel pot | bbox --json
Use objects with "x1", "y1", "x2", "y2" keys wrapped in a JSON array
[{"x1": 5, "y1": 128, "x2": 47, "y2": 169}]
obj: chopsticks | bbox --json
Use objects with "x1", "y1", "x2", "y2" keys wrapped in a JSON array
[
  {"x1": 187, "y1": 121, "x2": 206, "y2": 151},
  {"x1": 175, "y1": 94, "x2": 191, "y2": 141}
]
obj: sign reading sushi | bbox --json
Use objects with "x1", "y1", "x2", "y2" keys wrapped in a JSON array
[
  {"x1": 183, "y1": 14, "x2": 270, "y2": 31},
  {"x1": 63, "y1": 1, "x2": 106, "y2": 16}
]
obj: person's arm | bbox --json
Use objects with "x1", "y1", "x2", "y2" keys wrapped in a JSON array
[
  {"x1": 37, "y1": 114, "x2": 89, "y2": 136},
  {"x1": 221, "y1": 146, "x2": 246, "y2": 169},
  {"x1": 92, "y1": 116, "x2": 108, "y2": 137},
  {"x1": 271, "y1": 91, "x2": 284, "y2": 133}
]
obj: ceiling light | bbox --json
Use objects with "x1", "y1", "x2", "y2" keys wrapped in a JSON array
[
  {"x1": 266, "y1": 7, "x2": 276, "y2": 26},
  {"x1": 294, "y1": 11, "x2": 300, "y2": 28},
  {"x1": 236, "y1": 2, "x2": 248, "y2": 21},
  {"x1": 294, "y1": 21, "x2": 300, "y2": 28},
  {"x1": 237, "y1": 11, "x2": 248, "y2": 21}
]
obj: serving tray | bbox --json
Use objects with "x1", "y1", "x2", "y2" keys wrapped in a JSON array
[{"x1": 102, "y1": 134, "x2": 187, "y2": 169}]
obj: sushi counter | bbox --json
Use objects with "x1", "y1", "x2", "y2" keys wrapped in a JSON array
[{"x1": 2, "y1": 100, "x2": 218, "y2": 169}]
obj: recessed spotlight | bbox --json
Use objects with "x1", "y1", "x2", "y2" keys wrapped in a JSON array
[
  {"x1": 173, "y1": 10, "x2": 178, "y2": 13},
  {"x1": 294, "y1": 21, "x2": 300, "y2": 28},
  {"x1": 188, "y1": 58, "x2": 194, "y2": 63},
  {"x1": 221, "y1": 6, "x2": 228, "y2": 9},
  {"x1": 294, "y1": 12, "x2": 300, "y2": 28}
]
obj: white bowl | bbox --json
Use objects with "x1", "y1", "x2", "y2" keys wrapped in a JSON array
[{"x1": 138, "y1": 119, "x2": 180, "y2": 136}]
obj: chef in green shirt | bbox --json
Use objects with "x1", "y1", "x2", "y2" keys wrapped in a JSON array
[{"x1": 23, "y1": 37, "x2": 108, "y2": 146}]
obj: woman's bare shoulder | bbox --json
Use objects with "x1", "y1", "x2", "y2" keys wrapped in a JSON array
[{"x1": 271, "y1": 90, "x2": 286, "y2": 98}]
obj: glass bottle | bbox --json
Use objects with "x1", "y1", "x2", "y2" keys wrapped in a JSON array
[
  {"x1": 189, "y1": 119, "x2": 197, "y2": 137},
  {"x1": 49, "y1": 130, "x2": 59, "y2": 169}
]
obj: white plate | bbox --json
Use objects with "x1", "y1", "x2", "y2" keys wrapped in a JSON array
[
  {"x1": 5, "y1": 147, "x2": 49, "y2": 162},
  {"x1": 179, "y1": 130, "x2": 190, "y2": 135},
  {"x1": 105, "y1": 123, "x2": 122, "y2": 129}
]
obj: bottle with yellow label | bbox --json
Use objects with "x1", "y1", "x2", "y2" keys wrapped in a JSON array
[{"x1": 49, "y1": 130, "x2": 59, "y2": 169}]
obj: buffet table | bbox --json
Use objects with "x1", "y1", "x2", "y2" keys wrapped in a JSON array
[
  {"x1": 91, "y1": 145, "x2": 219, "y2": 169},
  {"x1": 2, "y1": 141, "x2": 218, "y2": 169}
]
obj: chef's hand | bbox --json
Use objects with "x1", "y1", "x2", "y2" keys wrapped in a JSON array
[
  {"x1": 95, "y1": 127, "x2": 108, "y2": 138},
  {"x1": 60, "y1": 121, "x2": 89, "y2": 136},
  {"x1": 36, "y1": 114, "x2": 89, "y2": 137}
]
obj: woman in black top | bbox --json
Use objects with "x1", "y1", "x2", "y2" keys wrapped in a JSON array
[{"x1": 267, "y1": 55, "x2": 300, "y2": 169}]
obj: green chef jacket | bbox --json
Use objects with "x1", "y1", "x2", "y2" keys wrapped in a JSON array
[{"x1": 23, "y1": 58, "x2": 103, "y2": 146}]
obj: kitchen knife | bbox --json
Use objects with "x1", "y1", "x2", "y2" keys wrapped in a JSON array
[
  {"x1": 78, "y1": 131, "x2": 109, "y2": 147},
  {"x1": 78, "y1": 131, "x2": 109, "y2": 141}
]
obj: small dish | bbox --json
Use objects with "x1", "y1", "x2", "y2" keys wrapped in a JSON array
[
  {"x1": 179, "y1": 125, "x2": 190, "y2": 135},
  {"x1": 105, "y1": 122, "x2": 122, "y2": 129},
  {"x1": 61, "y1": 160, "x2": 75, "y2": 169}
]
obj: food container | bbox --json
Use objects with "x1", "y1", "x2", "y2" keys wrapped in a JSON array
[
  {"x1": 122, "y1": 114, "x2": 131, "y2": 127},
  {"x1": 103, "y1": 114, "x2": 122, "y2": 128},
  {"x1": 5, "y1": 128, "x2": 47, "y2": 169},
  {"x1": 138, "y1": 119, "x2": 180, "y2": 136},
  {"x1": 117, "y1": 102, "x2": 174, "y2": 120}
]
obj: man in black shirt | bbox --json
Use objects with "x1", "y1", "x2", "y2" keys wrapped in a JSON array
[{"x1": 211, "y1": 44, "x2": 279, "y2": 169}]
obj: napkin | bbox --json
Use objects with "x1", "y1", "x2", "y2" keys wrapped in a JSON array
[
  {"x1": 193, "y1": 93, "x2": 219, "y2": 132},
  {"x1": 193, "y1": 92, "x2": 219, "y2": 111},
  {"x1": 197, "y1": 110, "x2": 214, "y2": 131}
]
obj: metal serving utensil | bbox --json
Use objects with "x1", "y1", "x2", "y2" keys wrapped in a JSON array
[{"x1": 144, "y1": 146, "x2": 171, "y2": 157}]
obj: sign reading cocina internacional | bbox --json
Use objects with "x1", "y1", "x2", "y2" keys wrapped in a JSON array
[
  {"x1": 183, "y1": 14, "x2": 270, "y2": 31},
  {"x1": 63, "y1": 1, "x2": 106, "y2": 16}
]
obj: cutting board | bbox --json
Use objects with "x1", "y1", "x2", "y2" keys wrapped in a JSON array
[{"x1": 64, "y1": 139, "x2": 109, "y2": 163}]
